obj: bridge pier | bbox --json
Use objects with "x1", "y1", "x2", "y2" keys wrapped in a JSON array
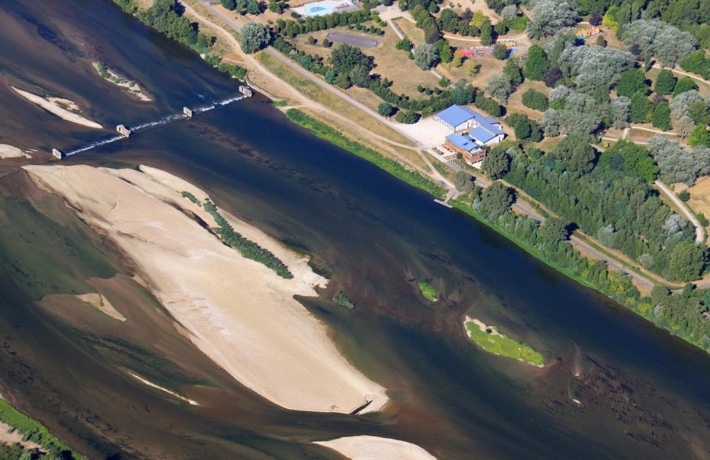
[
  {"x1": 116, "y1": 124, "x2": 132, "y2": 137},
  {"x1": 183, "y1": 107, "x2": 193, "y2": 118},
  {"x1": 239, "y1": 85, "x2": 253, "y2": 97},
  {"x1": 52, "y1": 148, "x2": 64, "y2": 160}
]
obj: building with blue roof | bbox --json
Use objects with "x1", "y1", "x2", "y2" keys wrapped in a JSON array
[
  {"x1": 435, "y1": 104, "x2": 505, "y2": 147},
  {"x1": 438, "y1": 105, "x2": 506, "y2": 164}
]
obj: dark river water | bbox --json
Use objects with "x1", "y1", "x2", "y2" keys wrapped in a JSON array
[{"x1": 1, "y1": 1, "x2": 709, "y2": 459}]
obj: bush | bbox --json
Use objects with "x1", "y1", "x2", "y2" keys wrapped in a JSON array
[
  {"x1": 654, "y1": 69, "x2": 677, "y2": 95},
  {"x1": 678, "y1": 190, "x2": 690, "y2": 202},
  {"x1": 378, "y1": 102, "x2": 395, "y2": 117},
  {"x1": 395, "y1": 110, "x2": 420, "y2": 124},
  {"x1": 521, "y1": 89, "x2": 549, "y2": 111}
]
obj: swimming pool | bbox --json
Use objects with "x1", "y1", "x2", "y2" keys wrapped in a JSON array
[{"x1": 293, "y1": 0, "x2": 355, "y2": 17}]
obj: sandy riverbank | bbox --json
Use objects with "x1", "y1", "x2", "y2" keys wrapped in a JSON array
[
  {"x1": 315, "y1": 436, "x2": 437, "y2": 459},
  {"x1": 24, "y1": 164, "x2": 387, "y2": 413},
  {"x1": 0, "y1": 144, "x2": 27, "y2": 159},
  {"x1": 12, "y1": 87, "x2": 102, "y2": 129}
]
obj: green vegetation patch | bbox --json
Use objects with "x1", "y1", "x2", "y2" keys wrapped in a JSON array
[
  {"x1": 0, "y1": 399, "x2": 83, "y2": 459},
  {"x1": 465, "y1": 320, "x2": 544, "y2": 367},
  {"x1": 418, "y1": 281, "x2": 438, "y2": 302},
  {"x1": 333, "y1": 290, "x2": 355, "y2": 309},
  {"x1": 272, "y1": 100, "x2": 288, "y2": 107},
  {"x1": 181, "y1": 191, "x2": 202, "y2": 206},
  {"x1": 201, "y1": 199, "x2": 294, "y2": 279},
  {"x1": 284, "y1": 109, "x2": 445, "y2": 197}
]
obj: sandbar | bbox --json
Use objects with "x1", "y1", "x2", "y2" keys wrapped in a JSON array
[
  {"x1": 93, "y1": 62, "x2": 152, "y2": 102},
  {"x1": 24, "y1": 164, "x2": 387, "y2": 413},
  {"x1": 0, "y1": 144, "x2": 25, "y2": 159},
  {"x1": 12, "y1": 87, "x2": 102, "y2": 129},
  {"x1": 315, "y1": 436, "x2": 437, "y2": 460}
]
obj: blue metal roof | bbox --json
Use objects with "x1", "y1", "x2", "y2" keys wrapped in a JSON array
[
  {"x1": 437, "y1": 105, "x2": 476, "y2": 128},
  {"x1": 446, "y1": 133, "x2": 478, "y2": 151},
  {"x1": 469, "y1": 126, "x2": 498, "y2": 143}
]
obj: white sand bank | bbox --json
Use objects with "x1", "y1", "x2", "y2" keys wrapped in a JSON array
[
  {"x1": 12, "y1": 87, "x2": 102, "y2": 129},
  {"x1": 76, "y1": 292, "x2": 126, "y2": 321},
  {"x1": 316, "y1": 436, "x2": 437, "y2": 460},
  {"x1": 0, "y1": 144, "x2": 25, "y2": 159},
  {"x1": 24, "y1": 165, "x2": 387, "y2": 413},
  {"x1": 127, "y1": 371, "x2": 198, "y2": 405}
]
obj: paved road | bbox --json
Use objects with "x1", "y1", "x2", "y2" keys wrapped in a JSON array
[{"x1": 655, "y1": 179, "x2": 705, "y2": 243}]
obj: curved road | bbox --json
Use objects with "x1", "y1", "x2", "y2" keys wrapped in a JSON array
[{"x1": 655, "y1": 180, "x2": 705, "y2": 243}]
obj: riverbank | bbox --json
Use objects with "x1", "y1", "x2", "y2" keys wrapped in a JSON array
[
  {"x1": 11, "y1": 87, "x2": 102, "y2": 129},
  {"x1": 23, "y1": 164, "x2": 388, "y2": 414}
]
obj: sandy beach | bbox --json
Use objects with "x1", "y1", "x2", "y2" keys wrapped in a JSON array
[
  {"x1": 12, "y1": 87, "x2": 102, "y2": 129},
  {"x1": 315, "y1": 436, "x2": 437, "y2": 459},
  {"x1": 0, "y1": 144, "x2": 26, "y2": 159},
  {"x1": 24, "y1": 164, "x2": 387, "y2": 414}
]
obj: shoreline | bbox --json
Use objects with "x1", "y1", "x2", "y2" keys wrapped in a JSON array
[
  {"x1": 23, "y1": 164, "x2": 388, "y2": 414},
  {"x1": 11, "y1": 87, "x2": 102, "y2": 129}
]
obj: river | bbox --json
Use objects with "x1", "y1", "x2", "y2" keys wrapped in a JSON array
[{"x1": 0, "y1": 0, "x2": 709, "y2": 458}]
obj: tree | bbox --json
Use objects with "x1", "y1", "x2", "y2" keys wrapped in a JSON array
[
  {"x1": 482, "y1": 146, "x2": 511, "y2": 179},
  {"x1": 602, "y1": 5, "x2": 620, "y2": 34},
  {"x1": 654, "y1": 69, "x2": 677, "y2": 95},
  {"x1": 395, "y1": 110, "x2": 419, "y2": 123},
  {"x1": 452, "y1": 53, "x2": 463, "y2": 68},
  {"x1": 450, "y1": 79, "x2": 476, "y2": 105},
  {"x1": 522, "y1": 89, "x2": 549, "y2": 111},
  {"x1": 480, "y1": 20, "x2": 493, "y2": 46},
  {"x1": 503, "y1": 58, "x2": 523, "y2": 85},
  {"x1": 551, "y1": 134, "x2": 597, "y2": 176},
  {"x1": 526, "y1": 0, "x2": 579, "y2": 40},
  {"x1": 465, "y1": 60, "x2": 480, "y2": 76},
  {"x1": 689, "y1": 101, "x2": 710, "y2": 125},
  {"x1": 240, "y1": 23, "x2": 270, "y2": 54},
  {"x1": 501, "y1": 5, "x2": 518, "y2": 20},
  {"x1": 485, "y1": 75, "x2": 513, "y2": 103},
  {"x1": 331, "y1": 44, "x2": 372, "y2": 74},
  {"x1": 597, "y1": 139, "x2": 659, "y2": 183},
  {"x1": 589, "y1": 10, "x2": 602, "y2": 26},
  {"x1": 621, "y1": 20, "x2": 697, "y2": 68},
  {"x1": 480, "y1": 182, "x2": 514, "y2": 218},
  {"x1": 647, "y1": 135, "x2": 702, "y2": 185},
  {"x1": 438, "y1": 76, "x2": 449, "y2": 87},
  {"x1": 493, "y1": 43, "x2": 508, "y2": 60},
  {"x1": 378, "y1": 102, "x2": 395, "y2": 117},
  {"x1": 616, "y1": 68, "x2": 648, "y2": 98},
  {"x1": 349, "y1": 65, "x2": 371, "y2": 88},
  {"x1": 630, "y1": 93, "x2": 654, "y2": 123},
  {"x1": 413, "y1": 43, "x2": 439, "y2": 69},
  {"x1": 674, "y1": 116, "x2": 696, "y2": 139},
  {"x1": 455, "y1": 171, "x2": 474, "y2": 193},
  {"x1": 524, "y1": 45, "x2": 549, "y2": 81},
  {"x1": 558, "y1": 46, "x2": 634, "y2": 92},
  {"x1": 689, "y1": 125, "x2": 710, "y2": 148},
  {"x1": 596, "y1": 35, "x2": 607, "y2": 47},
  {"x1": 673, "y1": 77, "x2": 699, "y2": 96},
  {"x1": 652, "y1": 101, "x2": 671, "y2": 131},
  {"x1": 514, "y1": 117, "x2": 532, "y2": 139},
  {"x1": 666, "y1": 242, "x2": 707, "y2": 281},
  {"x1": 396, "y1": 37, "x2": 412, "y2": 51},
  {"x1": 544, "y1": 67, "x2": 563, "y2": 87},
  {"x1": 322, "y1": 38, "x2": 332, "y2": 48},
  {"x1": 539, "y1": 217, "x2": 570, "y2": 246},
  {"x1": 221, "y1": 0, "x2": 237, "y2": 9},
  {"x1": 246, "y1": 0, "x2": 260, "y2": 14},
  {"x1": 436, "y1": 39, "x2": 453, "y2": 63}
]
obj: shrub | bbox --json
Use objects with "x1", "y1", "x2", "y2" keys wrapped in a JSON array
[{"x1": 521, "y1": 89, "x2": 549, "y2": 111}]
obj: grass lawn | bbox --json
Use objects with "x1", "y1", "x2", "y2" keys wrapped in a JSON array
[
  {"x1": 437, "y1": 53, "x2": 506, "y2": 91},
  {"x1": 418, "y1": 281, "x2": 438, "y2": 302},
  {"x1": 465, "y1": 319, "x2": 544, "y2": 366},
  {"x1": 688, "y1": 176, "x2": 710, "y2": 244}
]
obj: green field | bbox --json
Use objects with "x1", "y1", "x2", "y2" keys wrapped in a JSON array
[
  {"x1": 418, "y1": 281, "x2": 438, "y2": 302},
  {"x1": 465, "y1": 320, "x2": 544, "y2": 367}
]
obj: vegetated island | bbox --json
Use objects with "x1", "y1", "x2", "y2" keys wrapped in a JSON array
[
  {"x1": 464, "y1": 316, "x2": 544, "y2": 367},
  {"x1": 333, "y1": 290, "x2": 355, "y2": 309},
  {"x1": 0, "y1": 397, "x2": 83, "y2": 459},
  {"x1": 93, "y1": 61, "x2": 152, "y2": 101},
  {"x1": 418, "y1": 281, "x2": 438, "y2": 302}
]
